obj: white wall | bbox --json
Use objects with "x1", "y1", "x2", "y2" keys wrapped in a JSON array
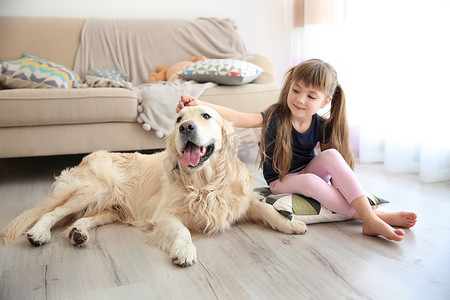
[{"x1": 0, "y1": 0, "x2": 293, "y2": 83}]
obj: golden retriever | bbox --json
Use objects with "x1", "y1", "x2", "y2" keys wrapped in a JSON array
[{"x1": 1, "y1": 105, "x2": 306, "y2": 267}]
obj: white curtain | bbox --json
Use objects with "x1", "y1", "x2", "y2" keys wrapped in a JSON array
[{"x1": 292, "y1": 0, "x2": 450, "y2": 183}]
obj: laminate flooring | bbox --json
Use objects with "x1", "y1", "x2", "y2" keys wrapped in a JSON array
[{"x1": 0, "y1": 147, "x2": 449, "y2": 300}]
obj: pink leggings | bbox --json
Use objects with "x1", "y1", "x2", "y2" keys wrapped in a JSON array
[{"x1": 269, "y1": 149, "x2": 364, "y2": 217}]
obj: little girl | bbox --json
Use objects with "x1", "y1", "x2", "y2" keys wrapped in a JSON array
[{"x1": 177, "y1": 58, "x2": 417, "y2": 242}]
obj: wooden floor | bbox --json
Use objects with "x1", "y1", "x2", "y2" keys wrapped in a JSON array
[{"x1": 0, "y1": 147, "x2": 449, "y2": 300}]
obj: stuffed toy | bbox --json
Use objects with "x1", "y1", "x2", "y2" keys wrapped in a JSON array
[{"x1": 148, "y1": 55, "x2": 206, "y2": 83}]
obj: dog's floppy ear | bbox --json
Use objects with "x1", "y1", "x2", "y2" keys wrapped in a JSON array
[
  {"x1": 221, "y1": 119, "x2": 239, "y2": 161},
  {"x1": 164, "y1": 130, "x2": 180, "y2": 181}
]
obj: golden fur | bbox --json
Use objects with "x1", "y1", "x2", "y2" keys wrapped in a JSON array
[{"x1": 1, "y1": 105, "x2": 306, "y2": 267}]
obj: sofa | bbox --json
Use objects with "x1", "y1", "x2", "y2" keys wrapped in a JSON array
[{"x1": 0, "y1": 16, "x2": 280, "y2": 158}]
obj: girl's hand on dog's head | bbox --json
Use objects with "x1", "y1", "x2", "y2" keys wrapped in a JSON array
[{"x1": 177, "y1": 95, "x2": 202, "y2": 113}]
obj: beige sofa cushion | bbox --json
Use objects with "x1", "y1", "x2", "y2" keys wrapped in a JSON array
[
  {"x1": 0, "y1": 88, "x2": 138, "y2": 127},
  {"x1": 0, "y1": 122, "x2": 165, "y2": 158},
  {"x1": 0, "y1": 17, "x2": 85, "y2": 70},
  {"x1": 200, "y1": 83, "x2": 280, "y2": 112}
]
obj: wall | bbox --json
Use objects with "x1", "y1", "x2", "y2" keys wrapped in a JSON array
[{"x1": 0, "y1": 0, "x2": 294, "y2": 83}]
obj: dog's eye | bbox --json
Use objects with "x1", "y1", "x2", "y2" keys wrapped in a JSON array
[
  {"x1": 202, "y1": 113, "x2": 211, "y2": 120},
  {"x1": 176, "y1": 116, "x2": 183, "y2": 123}
]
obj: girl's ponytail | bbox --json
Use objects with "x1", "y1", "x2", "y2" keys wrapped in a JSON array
[
  {"x1": 259, "y1": 67, "x2": 295, "y2": 181},
  {"x1": 321, "y1": 84, "x2": 355, "y2": 169}
]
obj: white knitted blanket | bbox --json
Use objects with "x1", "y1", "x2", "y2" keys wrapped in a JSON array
[{"x1": 135, "y1": 80, "x2": 216, "y2": 137}]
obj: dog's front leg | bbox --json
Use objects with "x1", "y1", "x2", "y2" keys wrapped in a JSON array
[
  {"x1": 147, "y1": 216, "x2": 197, "y2": 267},
  {"x1": 247, "y1": 195, "x2": 307, "y2": 235}
]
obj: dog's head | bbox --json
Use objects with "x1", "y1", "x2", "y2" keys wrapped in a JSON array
[{"x1": 165, "y1": 105, "x2": 238, "y2": 172}]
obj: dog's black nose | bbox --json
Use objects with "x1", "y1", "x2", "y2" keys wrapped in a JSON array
[{"x1": 179, "y1": 121, "x2": 196, "y2": 133}]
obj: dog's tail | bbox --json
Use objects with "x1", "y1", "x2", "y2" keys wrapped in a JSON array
[
  {"x1": 1, "y1": 203, "x2": 48, "y2": 245},
  {"x1": 1, "y1": 173, "x2": 79, "y2": 245}
]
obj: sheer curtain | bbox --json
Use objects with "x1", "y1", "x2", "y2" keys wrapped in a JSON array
[{"x1": 292, "y1": 0, "x2": 450, "y2": 183}]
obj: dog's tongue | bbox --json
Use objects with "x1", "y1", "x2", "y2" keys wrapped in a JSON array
[{"x1": 181, "y1": 142, "x2": 202, "y2": 167}]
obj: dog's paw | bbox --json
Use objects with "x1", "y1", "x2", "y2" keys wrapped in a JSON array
[
  {"x1": 170, "y1": 243, "x2": 197, "y2": 267},
  {"x1": 68, "y1": 227, "x2": 89, "y2": 247},
  {"x1": 26, "y1": 226, "x2": 51, "y2": 246},
  {"x1": 279, "y1": 219, "x2": 307, "y2": 235}
]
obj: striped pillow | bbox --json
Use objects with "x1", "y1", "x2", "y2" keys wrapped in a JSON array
[{"x1": 0, "y1": 54, "x2": 80, "y2": 89}]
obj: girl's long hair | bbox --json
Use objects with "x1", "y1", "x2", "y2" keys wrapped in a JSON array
[{"x1": 259, "y1": 59, "x2": 354, "y2": 181}]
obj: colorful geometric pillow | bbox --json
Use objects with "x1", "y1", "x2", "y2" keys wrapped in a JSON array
[
  {"x1": 177, "y1": 59, "x2": 263, "y2": 85},
  {"x1": 254, "y1": 187, "x2": 389, "y2": 224},
  {"x1": 0, "y1": 54, "x2": 80, "y2": 89}
]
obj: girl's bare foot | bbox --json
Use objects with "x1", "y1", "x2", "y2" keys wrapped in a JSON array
[
  {"x1": 351, "y1": 196, "x2": 416, "y2": 241},
  {"x1": 362, "y1": 217, "x2": 405, "y2": 241},
  {"x1": 375, "y1": 211, "x2": 417, "y2": 229}
]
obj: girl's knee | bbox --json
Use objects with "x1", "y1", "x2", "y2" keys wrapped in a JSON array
[
  {"x1": 321, "y1": 148, "x2": 345, "y2": 163},
  {"x1": 322, "y1": 148, "x2": 340, "y2": 157}
]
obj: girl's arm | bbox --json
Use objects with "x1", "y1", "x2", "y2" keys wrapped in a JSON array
[{"x1": 177, "y1": 95, "x2": 263, "y2": 128}]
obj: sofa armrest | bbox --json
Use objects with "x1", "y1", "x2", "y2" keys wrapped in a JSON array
[{"x1": 240, "y1": 53, "x2": 275, "y2": 84}]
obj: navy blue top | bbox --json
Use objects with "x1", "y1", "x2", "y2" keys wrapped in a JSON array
[{"x1": 262, "y1": 112, "x2": 324, "y2": 184}]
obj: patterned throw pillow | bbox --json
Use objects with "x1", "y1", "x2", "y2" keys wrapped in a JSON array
[
  {"x1": 0, "y1": 54, "x2": 80, "y2": 89},
  {"x1": 177, "y1": 59, "x2": 263, "y2": 85},
  {"x1": 87, "y1": 68, "x2": 129, "y2": 84},
  {"x1": 255, "y1": 187, "x2": 389, "y2": 224}
]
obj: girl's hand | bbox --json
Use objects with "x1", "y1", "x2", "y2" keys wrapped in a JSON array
[{"x1": 176, "y1": 95, "x2": 202, "y2": 113}]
